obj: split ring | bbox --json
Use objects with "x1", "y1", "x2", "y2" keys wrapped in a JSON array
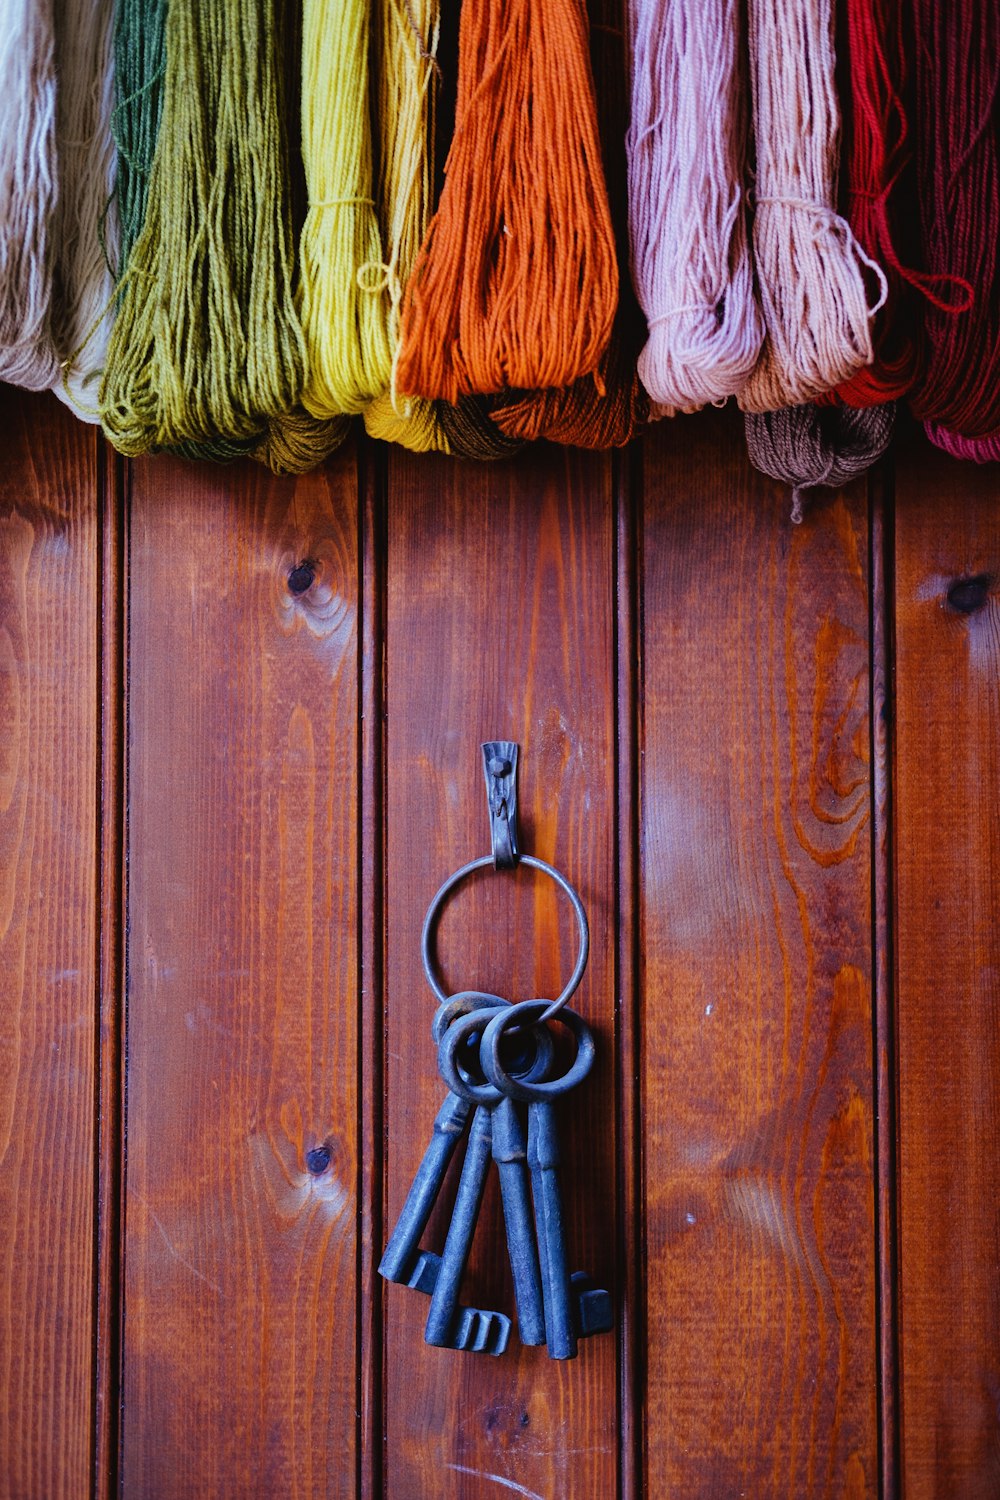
[{"x1": 421, "y1": 854, "x2": 589, "y2": 1021}]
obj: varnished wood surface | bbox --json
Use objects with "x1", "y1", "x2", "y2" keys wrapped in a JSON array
[
  {"x1": 640, "y1": 411, "x2": 878, "y2": 1496},
  {"x1": 3, "y1": 388, "x2": 1000, "y2": 1498},
  {"x1": 382, "y1": 444, "x2": 620, "y2": 1499},
  {"x1": 0, "y1": 394, "x2": 98, "y2": 1499},
  {"x1": 894, "y1": 436, "x2": 1000, "y2": 1500},
  {"x1": 121, "y1": 449, "x2": 362, "y2": 1497}
]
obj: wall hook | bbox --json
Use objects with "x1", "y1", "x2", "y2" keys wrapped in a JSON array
[{"x1": 482, "y1": 740, "x2": 519, "y2": 869}]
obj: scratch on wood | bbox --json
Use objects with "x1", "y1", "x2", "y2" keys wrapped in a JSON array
[
  {"x1": 139, "y1": 1198, "x2": 222, "y2": 1296},
  {"x1": 445, "y1": 1465, "x2": 547, "y2": 1500}
]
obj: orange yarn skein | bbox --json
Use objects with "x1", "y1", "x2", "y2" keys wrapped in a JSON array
[
  {"x1": 395, "y1": 0, "x2": 618, "y2": 403},
  {"x1": 492, "y1": 12, "x2": 647, "y2": 449}
]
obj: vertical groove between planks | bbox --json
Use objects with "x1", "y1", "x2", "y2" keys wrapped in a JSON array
[
  {"x1": 94, "y1": 439, "x2": 127, "y2": 1500},
  {"x1": 870, "y1": 464, "x2": 900, "y2": 1500},
  {"x1": 615, "y1": 442, "x2": 643, "y2": 1500},
  {"x1": 358, "y1": 435, "x2": 387, "y2": 1500}
]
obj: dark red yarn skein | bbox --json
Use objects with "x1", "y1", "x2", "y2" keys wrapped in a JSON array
[
  {"x1": 907, "y1": 0, "x2": 1000, "y2": 438},
  {"x1": 832, "y1": 0, "x2": 973, "y2": 407}
]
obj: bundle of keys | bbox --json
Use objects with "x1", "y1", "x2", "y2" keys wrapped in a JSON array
[{"x1": 378, "y1": 743, "x2": 612, "y2": 1359}]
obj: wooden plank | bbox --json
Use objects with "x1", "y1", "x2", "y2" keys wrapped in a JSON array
[
  {"x1": 122, "y1": 447, "x2": 362, "y2": 1497},
  {"x1": 639, "y1": 408, "x2": 878, "y2": 1496},
  {"x1": 383, "y1": 444, "x2": 619, "y2": 1498},
  {"x1": 893, "y1": 435, "x2": 1000, "y2": 1500},
  {"x1": 0, "y1": 392, "x2": 98, "y2": 1500}
]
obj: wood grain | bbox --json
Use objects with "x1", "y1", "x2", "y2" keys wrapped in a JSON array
[
  {"x1": 639, "y1": 409, "x2": 878, "y2": 1497},
  {"x1": 894, "y1": 434, "x2": 1000, "y2": 1500},
  {"x1": 383, "y1": 443, "x2": 619, "y2": 1499},
  {"x1": 122, "y1": 448, "x2": 362, "y2": 1497},
  {"x1": 0, "y1": 392, "x2": 98, "y2": 1500}
]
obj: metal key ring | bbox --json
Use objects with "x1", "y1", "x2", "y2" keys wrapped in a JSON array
[
  {"x1": 421, "y1": 854, "x2": 590, "y2": 1023},
  {"x1": 480, "y1": 1001, "x2": 595, "y2": 1103}
]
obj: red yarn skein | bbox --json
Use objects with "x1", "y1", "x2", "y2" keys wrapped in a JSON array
[{"x1": 907, "y1": 0, "x2": 1000, "y2": 437}]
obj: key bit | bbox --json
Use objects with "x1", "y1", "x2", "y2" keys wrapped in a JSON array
[
  {"x1": 571, "y1": 1272, "x2": 614, "y2": 1339},
  {"x1": 400, "y1": 1251, "x2": 512, "y2": 1355}
]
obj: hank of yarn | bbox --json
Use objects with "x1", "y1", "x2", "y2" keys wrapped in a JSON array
[
  {"x1": 0, "y1": 0, "x2": 59, "y2": 391},
  {"x1": 438, "y1": 396, "x2": 524, "y2": 460},
  {"x1": 626, "y1": 0, "x2": 762, "y2": 410},
  {"x1": 908, "y1": 0, "x2": 1000, "y2": 437},
  {"x1": 738, "y1": 0, "x2": 888, "y2": 413},
  {"x1": 492, "y1": 12, "x2": 647, "y2": 449},
  {"x1": 396, "y1": 0, "x2": 618, "y2": 403},
  {"x1": 492, "y1": 340, "x2": 648, "y2": 449},
  {"x1": 364, "y1": 0, "x2": 450, "y2": 452},
  {"x1": 100, "y1": 0, "x2": 307, "y2": 458},
  {"x1": 745, "y1": 403, "x2": 895, "y2": 521},
  {"x1": 831, "y1": 0, "x2": 973, "y2": 407},
  {"x1": 51, "y1": 0, "x2": 119, "y2": 421},
  {"x1": 253, "y1": 409, "x2": 351, "y2": 474},
  {"x1": 924, "y1": 424, "x2": 1000, "y2": 463},
  {"x1": 831, "y1": 0, "x2": 916, "y2": 403},
  {"x1": 300, "y1": 0, "x2": 393, "y2": 417}
]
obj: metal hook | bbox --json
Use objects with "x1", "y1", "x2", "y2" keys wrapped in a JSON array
[{"x1": 482, "y1": 741, "x2": 519, "y2": 870}]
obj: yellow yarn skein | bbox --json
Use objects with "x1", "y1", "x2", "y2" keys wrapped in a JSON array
[
  {"x1": 100, "y1": 0, "x2": 309, "y2": 458},
  {"x1": 300, "y1": 0, "x2": 393, "y2": 418},
  {"x1": 363, "y1": 0, "x2": 450, "y2": 453}
]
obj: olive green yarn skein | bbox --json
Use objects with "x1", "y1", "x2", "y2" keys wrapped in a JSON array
[{"x1": 102, "y1": 0, "x2": 337, "y2": 470}]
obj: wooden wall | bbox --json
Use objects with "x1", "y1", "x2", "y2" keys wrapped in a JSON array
[{"x1": 1, "y1": 387, "x2": 998, "y2": 1499}]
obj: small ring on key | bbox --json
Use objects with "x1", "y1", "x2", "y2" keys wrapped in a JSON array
[
  {"x1": 479, "y1": 1001, "x2": 595, "y2": 1102},
  {"x1": 437, "y1": 1005, "x2": 557, "y2": 1104}
]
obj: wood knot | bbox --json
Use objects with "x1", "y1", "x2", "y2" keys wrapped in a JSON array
[
  {"x1": 946, "y1": 574, "x2": 993, "y2": 614},
  {"x1": 288, "y1": 559, "x2": 318, "y2": 596},
  {"x1": 305, "y1": 1145, "x2": 331, "y2": 1175}
]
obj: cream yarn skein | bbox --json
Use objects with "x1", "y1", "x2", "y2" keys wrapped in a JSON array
[
  {"x1": 52, "y1": 0, "x2": 119, "y2": 421},
  {"x1": 739, "y1": 0, "x2": 887, "y2": 412},
  {"x1": 627, "y1": 0, "x2": 763, "y2": 410},
  {"x1": 0, "y1": 0, "x2": 59, "y2": 391}
]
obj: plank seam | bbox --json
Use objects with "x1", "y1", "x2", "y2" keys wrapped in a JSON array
[
  {"x1": 870, "y1": 456, "x2": 901, "y2": 1500},
  {"x1": 92, "y1": 434, "x2": 128, "y2": 1500}
]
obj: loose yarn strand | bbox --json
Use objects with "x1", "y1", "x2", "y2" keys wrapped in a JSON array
[
  {"x1": 299, "y1": 0, "x2": 394, "y2": 417},
  {"x1": 738, "y1": 0, "x2": 888, "y2": 413},
  {"x1": 101, "y1": 0, "x2": 310, "y2": 459},
  {"x1": 0, "y1": 0, "x2": 59, "y2": 391},
  {"x1": 363, "y1": 0, "x2": 451, "y2": 451},
  {"x1": 51, "y1": 0, "x2": 119, "y2": 421},
  {"x1": 396, "y1": 0, "x2": 618, "y2": 403},
  {"x1": 626, "y1": 0, "x2": 763, "y2": 410}
]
